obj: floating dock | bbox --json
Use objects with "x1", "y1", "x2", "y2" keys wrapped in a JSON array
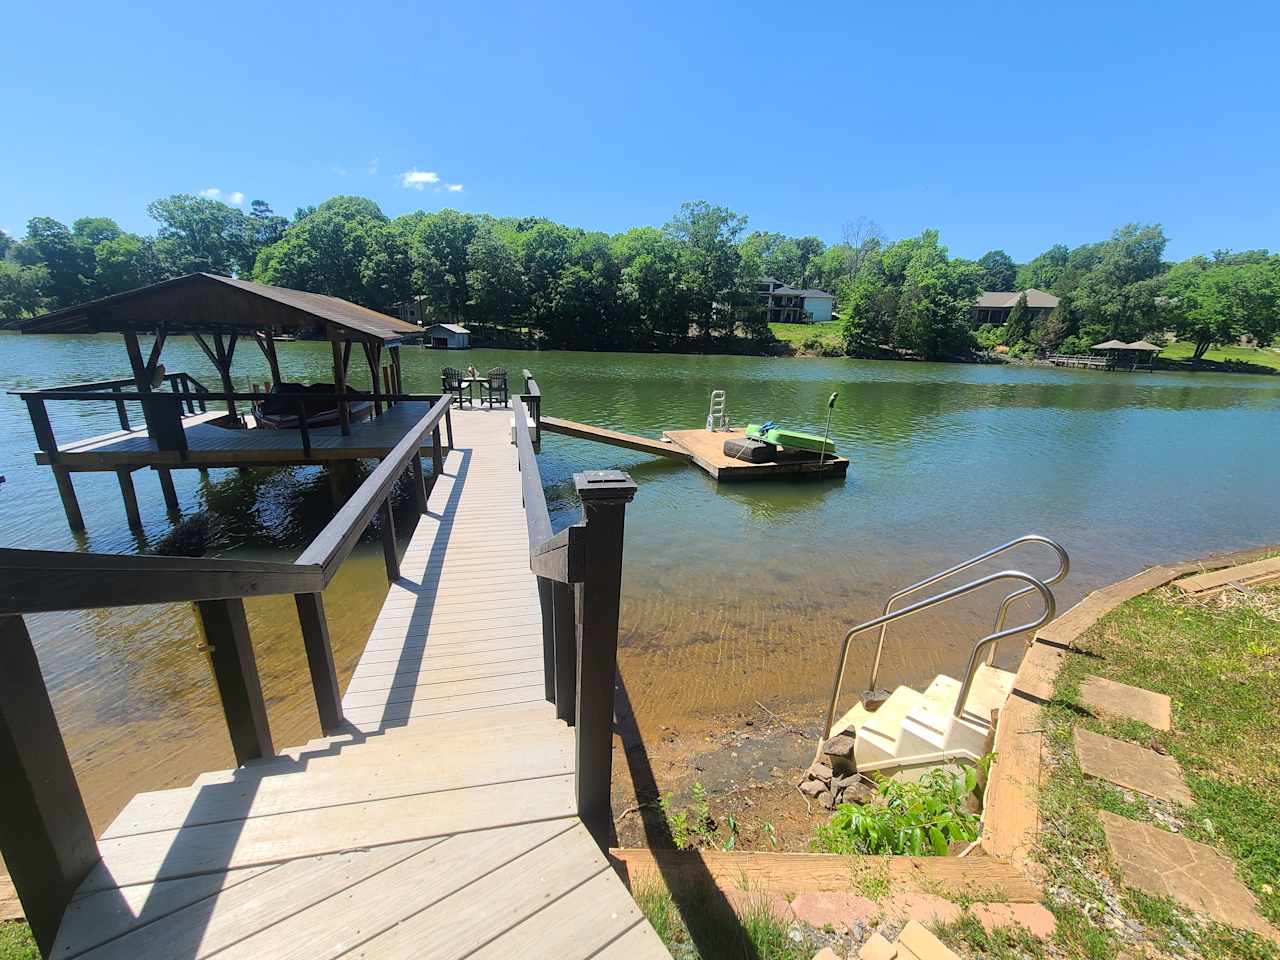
[{"x1": 539, "y1": 417, "x2": 848, "y2": 481}]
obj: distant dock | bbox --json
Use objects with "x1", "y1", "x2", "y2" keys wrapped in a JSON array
[{"x1": 539, "y1": 417, "x2": 848, "y2": 482}]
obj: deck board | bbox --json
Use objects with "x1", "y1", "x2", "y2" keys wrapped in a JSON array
[{"x1": 53, "y1": 407, "x2": 669, "y2": 960}]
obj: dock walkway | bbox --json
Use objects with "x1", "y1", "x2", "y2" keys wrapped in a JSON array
[{"x1": 50, "y1": 408, "x2": 669, "y2": 959}]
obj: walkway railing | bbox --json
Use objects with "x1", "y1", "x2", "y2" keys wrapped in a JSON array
[
  {"x1": 513, "y1": 387, "x2": 635, "y2": 849},
  {"x1": 0, "y1": 393, "x2": 452, "y2": 956}
]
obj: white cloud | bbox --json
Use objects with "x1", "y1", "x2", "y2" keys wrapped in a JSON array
[
  {"x1": 400, "y1": 168, "x2": 441, "y2": 190},
  {"x1": 228, "y1": 191, "x2": 245, "y2": 205},
  {"x1": 368, "y1": 158, "x2": 380, "y2": 175},
  {"x1": 445, "y1": 183, "x2": 464, "y2": 193},
  {"x1": 198, "y1": 187, "x2": 221, "y2": 199}
]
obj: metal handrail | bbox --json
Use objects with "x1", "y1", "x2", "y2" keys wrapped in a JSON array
[
  {"x1": 866, "y1": 535, "x2": 1068, "y2": 693},
  {"x1": 952, "y1": 577, "x2": 1055, "y2": 717},
  {"x1": 821, "y1": 570, "x2": 1054, "y2": 742}
]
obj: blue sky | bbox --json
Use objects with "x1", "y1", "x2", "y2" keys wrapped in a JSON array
[{"x1": 2, "y1": 0, "x2": 1276, "y2": 262}]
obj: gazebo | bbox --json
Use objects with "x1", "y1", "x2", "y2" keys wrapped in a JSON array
[
  {"x1": 15, "y1": 275, "x2": 438, "y2": 532},
  {"x1": 1091, "y1": 339, "x2": 1161, "y2": 370}
]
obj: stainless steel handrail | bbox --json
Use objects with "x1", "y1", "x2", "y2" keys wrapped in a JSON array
[
  {"x1": 985, "y1": 539, "x2": 1068, "y2": 665},
  {"x1": 953, "y1": 577, "x2": 1055, "y2": 717},
  {"x1": 866, "y1": 535, "x2": 1068, "y2": 693},
  {"x1": 821, "y1": 570, "x2": 1054, "y2": 742}
]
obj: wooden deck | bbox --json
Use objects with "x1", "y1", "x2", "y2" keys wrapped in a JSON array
[
  {"x1": 663, "y1": 428, "x2": 849, "y2": 481},
  {"x1": 37, "y1": 401, "x2": 442, "y2": 470},
  {"x1": 50, "y1": 407, "x2": 669, "y2": 960}
]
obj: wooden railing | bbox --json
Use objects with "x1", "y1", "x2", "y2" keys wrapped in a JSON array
[
  {"x1": 513, "y1": 390, "x2": 635, "y2": 849},
  {"x1": 0, "y1": 393, "x2": 452, "y2": 956},
  {"x1": 521, "y1": 368, "x2": 542, "y2": 443}
]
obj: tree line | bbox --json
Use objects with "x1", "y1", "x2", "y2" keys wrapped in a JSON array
[
  {"x1": 840, "y1": 225, "x2": 1280, "y2": 360},
  {"x1": 3, "y1": 195, "x2": 1276, "y2": 360}
]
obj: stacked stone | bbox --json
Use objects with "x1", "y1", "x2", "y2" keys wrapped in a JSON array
[{"x1": 798, "y1": 733, "x2": 874, "y2": 809}]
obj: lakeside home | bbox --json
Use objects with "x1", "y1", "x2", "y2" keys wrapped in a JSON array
[
  {"x1": 758, "y1": 277, "x2": 836, "y2": 323},
  {"x1": 971, "y1": 288, "x2": 1060, "y2": 326}
]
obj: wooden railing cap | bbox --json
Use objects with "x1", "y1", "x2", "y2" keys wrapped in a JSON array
[{"x1": 573, "y1": 470, "x2": 637, "y2": 503}]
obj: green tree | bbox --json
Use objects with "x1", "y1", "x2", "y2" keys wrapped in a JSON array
[
  {"x1": 410, "y1": 210, "x2": 478, "y2": 323},
  {"x1": 466, "y1": 225, "x2": 527, "y2": 334},
  {"x1": 0, "y1": 260, "x2": 48, "y2": 321},
  {"x1": 17, "y1": 217, "x2": 89, "y2": 306},
  {"x1": 613, "y1": 227, "x2": 686, "y2": 348},
  {"x1": 93, "y1": 233, "x2": 165, "y2": 293},
  {"x1": 1015, "y1": 244, "x2": 1069, "y2": 293},
  {"x1": 665, "y1": 201, "x2": 749, "y2": 346},
  {"x1": 977, "y1": 249, "x2": 1017, "y2": 292},
  {"x1": 1003, "y1": 291, "x2": 1030, "y2": 345},
  {"x1": 1162, "y1": 254, "x2": 1280, "y2": 358},
  {"x1": 1069, "y1": 224, "x2": 1168, "y2": 343},
  {"x1": 147, "y1": 195, "x2": 253, "y2": 276}
]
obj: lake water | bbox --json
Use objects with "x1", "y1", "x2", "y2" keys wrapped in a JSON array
[{"x1": 2, "y1": 333, "x2": 1278, "y2": 827}]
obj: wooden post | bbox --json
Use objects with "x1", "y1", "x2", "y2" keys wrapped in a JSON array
[
  {"x1": 112, "y1": 386, "x2": 131, "y2": 430},
  {"x1": 364, "y1": 340, "x2": 384, "y2": 417},
  {"x1": 330, "y1": 338, "x2": 351, "y2": 436},
  {"x1": 52, "y1": 468, "x2": 85, "y2": 534},
  {"x1": 411, "y1": 453, "x2": 428, "y2": 513},
  {"x1": 293, "y1": 592, "x2": 343, "y2": 733},
  {"x1": 538, "y1": 577, "x2": 555, "y2": 704},
  {"x1": 444, "y1": 405, "x2": 454, "y2": 450},
  {"x1": 195, "y1": 598, "x2": 273, "y2": 765},
  {"x1": 0, "y1": 615, "x2": 99, "y2": 957},
  {"x1": 431, "y1": 425, "x2": 444, "y2": 476},
  {"x1": 379, "y1": 499, "x2": 399, "y2": 581},
  {"x1": 157, "y1": 468, "x2": 180, "y2": 516},
  {"x1": 123, "y1": 330, "x2": 157, "y2": 437},
  {"x1": 572, "y1": 470, "x2": 636, "y2": 848},
  {"x1": 389, "y1": 345, "x2": 403, "y2": 398},
  {"x1": 552, "y1": 579, "x2": 577, "y2": 724},
  {"x1": 382, "y1": 366, "x2": 393, "y2": 408},
  {"x1": 212, "y1": 333, "x2": 239, "y2": 425},
  {"x1": 116, "y1": 469, "x2": 142, "y2": 529}
]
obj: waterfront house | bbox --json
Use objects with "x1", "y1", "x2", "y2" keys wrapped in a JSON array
[
  {"x1": 758, "y1": 278, "x2": 836, "y2": 323},
  {"x1": 972, "y1": 288, "x2": 1060, "y2": 326},
  {"x1": 426, "y1": 323, "x2": 471, "y2": 349}
]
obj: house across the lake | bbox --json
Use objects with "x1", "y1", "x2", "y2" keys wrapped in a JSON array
[
  {"x1": 758, "y1": 278, "x2": 836, "y2": 324},
  {"x1": 425, "y1": 323, "x2": 471, "y2": 349},
  {"x1": 972, "y1": 288, "x2": 1060, "y2": 326}
]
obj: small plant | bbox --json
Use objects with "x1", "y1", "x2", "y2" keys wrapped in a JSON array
[
  {"x1": 658, "y1": 792, "x2": 692, "y2": 850},
  {"x1": 760, "y1": 820, "x2": 779, "y2": 849},
  {"x1": 812, "y1": 766, "x2": 980, "y2": 856},
  {"x1": 723, "y1": 813, "x2": 739, "y2": 850},
  {"x1": 659, "y1": 781, "x2": 717, "y2": 850}
]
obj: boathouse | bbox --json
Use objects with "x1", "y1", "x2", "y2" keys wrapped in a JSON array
[{"x1": 425, "y1": 322, "x2": 471, "y2": 349}]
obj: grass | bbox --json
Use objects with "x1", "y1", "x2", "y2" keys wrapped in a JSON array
[
  {"x1": 0, "y1": 924, "x2": 37, "y2": 960},
  {"x1": 1158, "y1": 339, "x2": 1280, "y2": 372},
  {"x1": 632, "y1": 876, "x2": 809, "y2": 960},
  {"x1": 933, "y1": 912, "x2": 1049, "y2": 959},
  {"x1": 1032, "y1": 583, "x2": 1280, "y2": 959},
  {"x1": 768, "y1": 321, "x2": 844, "y2": 356}
]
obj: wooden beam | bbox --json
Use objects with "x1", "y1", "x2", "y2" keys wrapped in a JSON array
[
  {"x1": 191, "y1": 332, "x2": 219, "y2": 369},
  {"x1": 294, "y1": 592, "x2": 343, "y2": 733},
  {"x1": 0, "y1": 615, "x2": 99, "y2": 956},
  {"x1": 330, "y1": 338, "x2": 351, "y2": 436},
  {"x1": 379, "y1": 499, "x2": 398, "y2": 581},
  {"x1": 145, "y1": 329, "x2": 167, "y2": 381},
  {"x1": 362, "y1": 340, "x2": 384, "y2": 417},
  {"x1": 116, "y1": 469, "x2": 142, "y2": 529},
  {"x1": 195, "y1": 598, "x2": 273, "y2": 765},
  {"x1": 52, "y1": 468, "x2": 85, "y2": 533},
  {"x1": 255, "y1": 334, "x2": 283, "y2": 387},
  {"x1": 212, "y1": 334, "x2": 239, "y2": 424},
  {"x1": 156, "y1": 467, "x2": 180, "y2": 515}
]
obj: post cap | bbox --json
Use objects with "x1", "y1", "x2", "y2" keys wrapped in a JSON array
[{"x1": 573, "y1": 470, "x2": 637, "y2": 503}]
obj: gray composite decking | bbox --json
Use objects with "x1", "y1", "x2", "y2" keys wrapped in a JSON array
[
  {"x1": 37, "y1": 401, "x2": 443, "y2": 468},
  {"x1": 51, "y1": 408, "x2": 670, "y2": 960}
]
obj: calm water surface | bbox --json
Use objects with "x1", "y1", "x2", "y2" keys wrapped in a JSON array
[{"x1": 1, "y1": 333, "x2": 1278, "y2": 826}]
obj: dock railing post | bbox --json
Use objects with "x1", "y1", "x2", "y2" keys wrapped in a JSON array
[
  {"x1": 571, "y1": 470, "x2": 636, "y2": 849},
  {"x1": 552, "y1": 579, "x2": 577, "y2": 724},
  {"x1": 293, "y1": 592, "x2": 344, "y2": 733},
  {"x1": 379, "y1": 499, "x2": 399, "y2": 581},
  {"x1": 0, "y1": 614, "x2": 99, "y2": 957},
  {"x1": 194, "y1": 598, "x2": 274, "y2": 765}
]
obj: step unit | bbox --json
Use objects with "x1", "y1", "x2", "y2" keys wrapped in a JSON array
[{"x1": 830, "y1": 664, "x2": 1015, "y2": 780}]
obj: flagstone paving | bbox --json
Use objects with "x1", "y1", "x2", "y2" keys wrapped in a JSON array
[
  {"x1": 1099, "y1": 811, "x2": 1280, "y2": 944},
  {"x1": 1079, "y1": 676, "x2": 1172, "y2": 730},
  {"x1": 1074, "y1": 728, "x2": 1193, "y2": 806}
]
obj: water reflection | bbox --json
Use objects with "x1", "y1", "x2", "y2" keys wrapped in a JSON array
[{"x1": 0, "y1": 334, "x2": 1277, "y2": 828}]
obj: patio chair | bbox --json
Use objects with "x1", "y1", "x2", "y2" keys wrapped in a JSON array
[
  {"x1": 481, "y1": 367, "x2": 509, "y2": 408},
  {"x1": 441, "y1": 367, "x2": 470, "y2": 407}
]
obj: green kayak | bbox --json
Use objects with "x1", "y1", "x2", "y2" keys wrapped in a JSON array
[{"x1": 746, "y1": 423, "x2": 836, "y2": 455}]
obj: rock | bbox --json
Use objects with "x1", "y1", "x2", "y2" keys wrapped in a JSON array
[
  {"x1": 807, "y1": 762, "x2": 833, "y2": 783},
  {"x1": 834, "y1": 776, "x2": 874, "y2": 803},
  {"x1": 822, "y1": 734, "x2": 856, "y2": 759},
  {"x1": 800, "y1": 779, "x2": 827, "y2": 798},
  {"x1": 788, "y1": 926, "x2": 805, "y2": 944},
  {"x1": 819, "y1": 790, "x2": 836, "y2": 810}
]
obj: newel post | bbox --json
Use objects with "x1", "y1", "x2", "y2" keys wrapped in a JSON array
[
  {"x1": 0, "y1": 615, "x2": 98, "y2": 956},
  {"x1": 194, "y1": 599, "x2": 274, "y2": 765},
  {"x1": 572, "y1": 470, "x2": 636, "y2": 849}
]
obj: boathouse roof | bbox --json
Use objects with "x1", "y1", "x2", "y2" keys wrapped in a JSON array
[{"x1": 20, "y1": 274, "x2": 423, "y2": 342}]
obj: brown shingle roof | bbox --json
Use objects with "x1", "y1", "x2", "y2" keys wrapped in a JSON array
[
  {"x1": 21, "y1": 274, "x2": 422, "y2": 342},
  {"x1": 975, "y1": 288, "x2": 1060, "y2": 309}
]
